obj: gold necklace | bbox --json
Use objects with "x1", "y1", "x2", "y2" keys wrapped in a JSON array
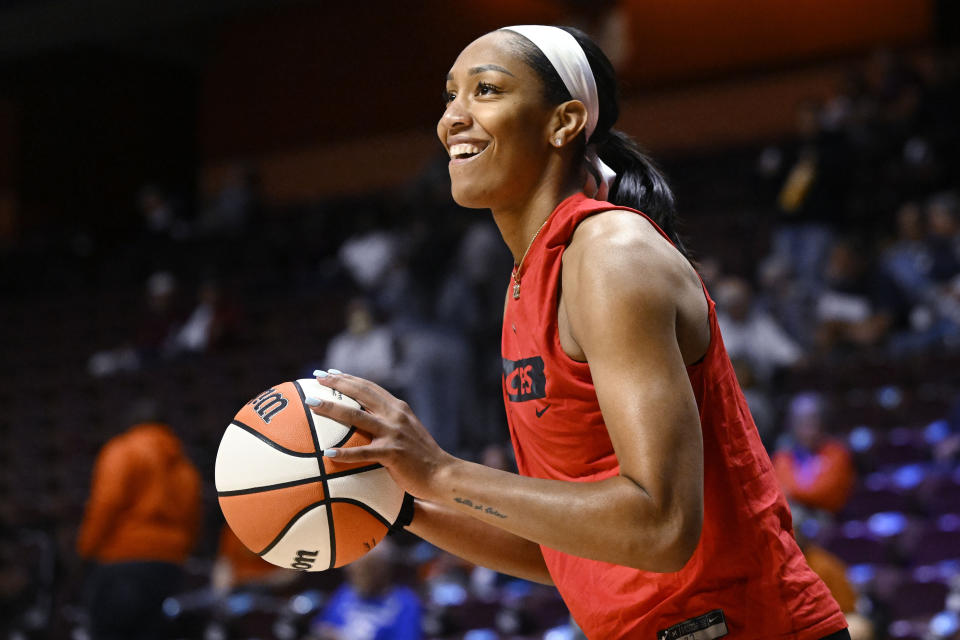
[{"x1": 511, "y1": 216, "x2": 550, "y2": 299}]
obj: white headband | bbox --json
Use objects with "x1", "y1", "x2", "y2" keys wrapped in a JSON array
[{"x1": 501, "y1": 25, "x2": 618, "y2": 200}]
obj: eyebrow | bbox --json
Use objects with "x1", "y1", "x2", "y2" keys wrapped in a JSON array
[{"x1": 446, "y1": 64, "x2": 516, "y2": 81}]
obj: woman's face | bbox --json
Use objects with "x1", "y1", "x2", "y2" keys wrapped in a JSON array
[{"x1": 438, "y1": 31, "x2": 557, "y2": 210}]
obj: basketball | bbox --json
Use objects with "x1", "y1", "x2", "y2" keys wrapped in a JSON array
[{"x1": 215, "y1": 378, "x2": 404, "y2": 571}]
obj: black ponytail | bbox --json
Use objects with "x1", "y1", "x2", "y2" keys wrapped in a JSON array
[
  {"x1": 594, "y1": 129, "x2": 685, "y2": 255},
  {"x1": 507, "y1": 26, "x2": 686, "y2": 256}
]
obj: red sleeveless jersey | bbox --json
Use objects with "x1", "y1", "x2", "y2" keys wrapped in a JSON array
[{"x1": 500, "y1": 194, "x2": 846, "y2": 639}]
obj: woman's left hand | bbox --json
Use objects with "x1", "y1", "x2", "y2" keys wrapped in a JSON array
[{"x1": 306, "y1": 369, "x2": 455, "y2": 501}]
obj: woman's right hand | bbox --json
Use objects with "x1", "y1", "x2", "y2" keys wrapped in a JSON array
[{"x1": 306, "y1": 370, "x2": 457, "y2": 502}]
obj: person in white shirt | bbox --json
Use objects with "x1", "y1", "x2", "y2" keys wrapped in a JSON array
[{"x1": 716, "y1": 276, "x2": 804, "y2": 384}]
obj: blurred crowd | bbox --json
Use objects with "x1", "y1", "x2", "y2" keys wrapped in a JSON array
[
  {"x1": 719, "y1": 48, "x2": 960, "y2": 383},
  {"x1": 2, "y1": 45, "x2": 960, "y2": 640}
]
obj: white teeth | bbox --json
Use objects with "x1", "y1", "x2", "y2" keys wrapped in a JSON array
[{"x1": 449, "y1": 143, "x2": 486, "y2": 159}]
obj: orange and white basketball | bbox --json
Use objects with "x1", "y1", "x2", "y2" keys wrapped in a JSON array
[{"x1": 215, "y1": 378, "x2": 403, "y2": 571}]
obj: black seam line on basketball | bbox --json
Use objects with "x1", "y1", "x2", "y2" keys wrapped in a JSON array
[
  {"x1": 230, "y1": 419, "x2": 316, "y2": 458},
  {"x1": 325, "y1": 462, "x2": 383, "y2": 480},
  {"x1": 255, "y1": 500, "x2": 327, "y2": 557},
  {"x1": 327, "y1": 497, "x2": 394, "y2": 529},
  {"x1": 253, "y1": 496, "x2": 393, "y2": 560},
  {"x1": 291, "y1": 380, "x2": 326, "y2": 460},
  {"x1": 324, "y1": 497, "x2": 337, "y2": 571},
  {"x1": 217, "y1": 475, "x2": 324, "y2": 497},
  {"x1": 292, "y1": 379, "x2": 337, "y2": 570},
  {"x1": 333, "y1": 425, "x2": 357, "y2": 449}
]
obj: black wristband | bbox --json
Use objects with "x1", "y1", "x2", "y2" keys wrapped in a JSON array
[{"x1": 391, "y1": 493, "x2": 415, "y2": 532}]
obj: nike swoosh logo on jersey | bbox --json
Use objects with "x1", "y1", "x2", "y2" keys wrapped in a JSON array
[{"x1": 535, "y1": 404, "x2": 551, "y2": 418}]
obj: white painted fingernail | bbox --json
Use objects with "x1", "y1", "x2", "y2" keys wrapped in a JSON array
[
  {"x1": 314, "y1": 369, "x2": 328, "y2": 378},
  {"x1": 322, "y1": 449, "x2": 338, "y2": 457},
  {"x1": 305, "y1": 396, "x2": 322, "y2": 407},
  {"x1": 328, "y1": 368, "x2": 342, "y2": 374}
]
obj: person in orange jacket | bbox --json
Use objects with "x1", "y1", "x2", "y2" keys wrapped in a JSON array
[
  {"x1": 77, "y1": 400, "x2": 202, "y2": 640},
  {"x1": 774, "y1": 392, "x2": 856, "y2": 515}
]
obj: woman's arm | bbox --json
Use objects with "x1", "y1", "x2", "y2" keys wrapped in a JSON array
[
  {"x1": 309, "y1": 214, "x2": 705, "y2": 572},
  {"x1": 407, "y1": 499, "x2": 553, "y2": 585}
]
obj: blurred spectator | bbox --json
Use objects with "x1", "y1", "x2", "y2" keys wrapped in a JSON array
[
  {"x1": 730, "y1": 358, "x2": 776, "y2": 447},
  {"x1": 87, "y1": 271, "x2": 186, "y2": 377},
  {"x1": 368, "y1": 235, "x2": 475, "y2": 454},
  {"x1": 756, "y1": 254, "x2": 817, "y2": 348},
  {"x1": 135, "y1": 271, "x2": 186, "y2": 359},
  {"x1": 323, "y1": 216, "x2": 475, "y2": 453},
  {"x1": 136, "y1": 184, "x2": 189, "y2": 248},
  {"x1": 171, "y1": 277, "x2": 244, "y2": 355},
  {"x1": 436, "y1": 221, "x2": 513, "y2": 447},
  {"x1": 211, "y1": 525, "x2": 294, "y2": 596},
  {"x1": 396, "y1": 323, "x2": 472, "y2": 455},
  {"x1": 436, "y1": 220, "x2": 510, "y2": 338},
  {"x1": 90, "y1": 272, "x2": 245, "y2": 376},
  {"x1": 138, "y1": 185, "x2": 178, "y2": 237},
  {"x1": 773, "y1": 392, "x2": 855, "y2": 515},
  {"x1": 76, "y1": 399, "x2": 202, "y2": 640},
  {"x1": 925, "y1": 191, "x2": 960, "y2": 283},
  {"x1": 318, "y1": 298, "x2": 401, "y2": 389},
  {"x1": 881, "y1": 201, "x2": 933, "y2": 300},
  {"x1": 339, "y1": 216, "x2": 400, "y2": 292},
  {"x1": 885, "y1": 195, "x2": 960, "y2": 354},
  {"x1": 715, "y1": 276, "x2": 804, "y2": 384},
  {"x1": 814, "y1": 239, "x2": 908, "y2": 353},
  {"x1": 196, "y1": 164, "x2": 260, "y2": 237},
  {"x1": 763, "y1": 100, "x2": 849, "y2": 283},
  {"x1": 308, "y1": 538, "x2": 421, "y2": 640}
]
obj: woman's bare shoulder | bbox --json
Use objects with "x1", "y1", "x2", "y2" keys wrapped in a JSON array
[{"x1": 563, "y1": 209, "x2": 696, "y2": 295}]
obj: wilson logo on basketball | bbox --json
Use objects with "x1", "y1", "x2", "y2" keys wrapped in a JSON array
[
  {"x1": 291, "y1": 549, "x2": 318, "y2": 570},
  {"x1": 502, "y1": 356, "x2": 546, "y2": 402},
  {"x1": 247, "y1": 388, "x2": 289, "y2": 423}
]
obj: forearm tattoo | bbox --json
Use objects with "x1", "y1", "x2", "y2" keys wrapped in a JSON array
[{"x1": 454, "y1": 496, "x2": 507, "y2": 519}]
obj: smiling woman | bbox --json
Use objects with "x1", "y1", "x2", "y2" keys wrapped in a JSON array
[{"x1": 306, "y1": 25, "x2": 851, "y2": 639}]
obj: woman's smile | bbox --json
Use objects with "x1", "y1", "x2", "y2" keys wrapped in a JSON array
[{"x1": 448, "y1": 141, "x2": 490, "y2": 165}]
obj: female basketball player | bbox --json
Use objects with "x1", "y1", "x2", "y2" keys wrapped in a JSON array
[{"x1": 307, "y1": 26, "x2": 850, "y2": 639}]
